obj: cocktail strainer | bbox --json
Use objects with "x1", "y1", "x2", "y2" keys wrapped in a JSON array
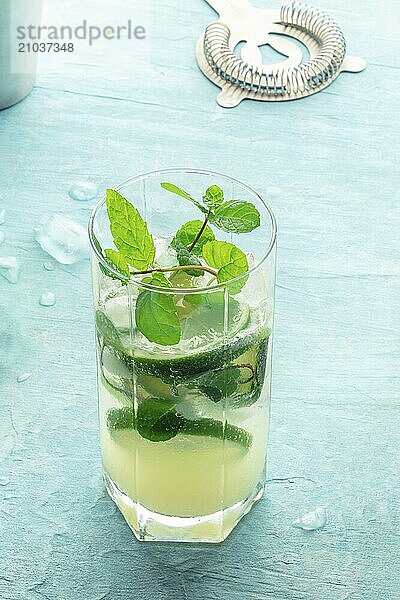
[{"x1": 196, "y1": 0, "x2": 366, "y2": 107}]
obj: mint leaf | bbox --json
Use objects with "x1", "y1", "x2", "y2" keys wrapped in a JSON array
[
  {"x1": 171, "y1": 239, "x2": 203, "y2": 277},
  {"x1": 137, "y1": 398, "x2": 183, "y2": 442},
  {"x1": 141, "y1": 272, "x2": 170, "y2": 288},
  {"x1": 107, "y1": 400, "x2": 183, "y2": 442},
  {"x1": 174, "y1": 220, "x2": 215, "y2": 256},
  {"x1": 187, "y1": 366, "x2": 241, "y2": 402},
  {"x1": 107, "y1": 406, "x2": 135, "y2": 430},
  {"x1": 104, "y1": 249, "x2": 130, "y2": 279},
  {"x1": 95, "y1": 310, "x2": 121, "y2": 347},
  {"x1": 93, "y1": 234, "x2": 126, "y2": 284},
  {"x1": 135, "y1": 273, "x2": 181, "y2": 346},
  {"x1": 160, "y1": 182, "x2": 208, "y2": 215},
  {"x1": 204, "y1": 185, "x2": 224, "y2": 209},
  {"x1": 210, "y1": 200, "x2": 260, "y2": 233},
  {"x1": 106, "y1": 189, "x2": 155, "y2": 270},
  {"x1": 202, "y1": 240, "x2": 248, "y2": 293}
]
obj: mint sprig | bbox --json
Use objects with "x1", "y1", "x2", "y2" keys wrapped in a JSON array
[{"x1": 99, "y1": 181, "x2": 260, "y2": 346}]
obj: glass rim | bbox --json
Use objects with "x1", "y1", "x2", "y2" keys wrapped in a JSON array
[{"x1": 88, "y1": 167, "x2": 277, "y2": 294}]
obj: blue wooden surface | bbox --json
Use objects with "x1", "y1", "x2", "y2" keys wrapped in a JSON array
[{"x1": 1, "y1": 0, "x2": 399, "y2": 598}]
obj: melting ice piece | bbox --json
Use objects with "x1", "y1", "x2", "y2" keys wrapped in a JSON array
[
  {"x1": 0, "y1": 257, "x2": 20, "y2": 283},
  {"x1": 17, "y1": 372, "x2": 33, "y2": 383},
  {"x1": 0, "y1": 231, "x2": 5, "y2": 245},
  {"x1": 35, "y1": 214, "x2": 89, "y2": 264},
  {"x1": 154, "y1": 236, "x2": 178, "y2": 269},
  {"x1": 39, "y1": 291, "x2": 56, "y2": 307},
  {"x1": 105, "y1": 294, "x2": 131, "y2": 329},
  {"x1": 69, "y1": 181, "x2": 99, "y2": 202},
  {"x1": 292, "y1": 507, "x2": 327, "y2": 531},
  {"x1": 0, "y1": 208, "x2": 5, "y2": 224},
  {"x1": 43, "y1": 261, "x2": 55, "y2": 271}
]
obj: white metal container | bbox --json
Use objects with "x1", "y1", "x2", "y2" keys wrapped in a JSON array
[{"x1": 0, "y1": 0, "x2": 43, "y2": 110}]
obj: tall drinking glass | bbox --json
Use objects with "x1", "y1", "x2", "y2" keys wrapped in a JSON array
[{"x1": 89, "y1": 169, "x2": 277, "y2": 542}]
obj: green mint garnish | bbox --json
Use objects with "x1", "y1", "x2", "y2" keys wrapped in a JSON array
[
  {"x1": 204, "y1": 184, "x2": 224, "y2": 209},
  {"x1": 135, "y1": 272, "x2": 181, "y2": 346},
  {"x1": 171, "y1": 239, "x2": 204, "y2": 277},
  {"x1": 186, "y1": 365, "x2": 241, "y2": 402},
  {"x1": 209, "y1": 200, "x2": 261, "y2": 233},
  {"x1": 104, "y1": 249, "x2": 130, "y2": 279},
  {"x1": 100, "y1": 181, "x2": 260, "y2": 344},
  {"x1": 173, "y1": 220, "x2": 215, "y2": 256},
  {"x1": 202, "y1": 240, "x2": 248, "y2": 293},
  {"x1": 107, "y1": 403, "x2": 252, "y2": 449},
  {"x1": 106, "y1": 189, "x2": 155, "y2": 270},
  {"x1": 137, "y1": 398, "x2": 183, "y2": 442},
  {"x1": 92, "y1": 233, "x2": 127, "y2": 283}
]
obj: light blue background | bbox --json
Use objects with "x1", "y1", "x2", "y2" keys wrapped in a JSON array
[{"x1": 0, "y1": 0, "x2": 399, "y2": 598}]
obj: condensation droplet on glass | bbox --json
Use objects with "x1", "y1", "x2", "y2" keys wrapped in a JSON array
[
  {"x1": 0, "y1": 208, "x2": 5, "y2": 224},
  {"x1": 69, "y1": 181, "x2": 99, "y2": 202},
  {"x1": 43, "y1": 261, "x2": 55, "y2": 271},
  {"x1": 39, "y1": 291, "x2": 56, "y2": 307},
  {"x1": 17, "y1": 372, "x2": 33, "y2": 383}
]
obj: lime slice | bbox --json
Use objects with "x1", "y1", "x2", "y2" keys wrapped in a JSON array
[
  {"x1": 107, "y1": 405, "x2": 252, "y2": 449},
  {"x1": 97, "y1": 291, "x2": 270, "y2": 382},
  {"x1": 101, "y1": 345, "x2": 176, "y2": 402}
]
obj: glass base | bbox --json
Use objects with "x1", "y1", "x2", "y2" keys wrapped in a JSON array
[{"x1": 104, "y1": 472, "x2": 264, "y2": 543}]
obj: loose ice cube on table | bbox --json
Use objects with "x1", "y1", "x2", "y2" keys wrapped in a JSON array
[
  {"x1": 0, "y1": 257, "x2": 20, "y2": 283},
  {"x1": 292, "y1": 507, "x2": 327, "y2": 531},
  {"x1": 35, "y1": 214, "x2": 89, "y2": 264}
]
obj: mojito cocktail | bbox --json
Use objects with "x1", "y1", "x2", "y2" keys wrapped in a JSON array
[{"x1": 89, "y1": 169, "x2": 276, "y2": 542}]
